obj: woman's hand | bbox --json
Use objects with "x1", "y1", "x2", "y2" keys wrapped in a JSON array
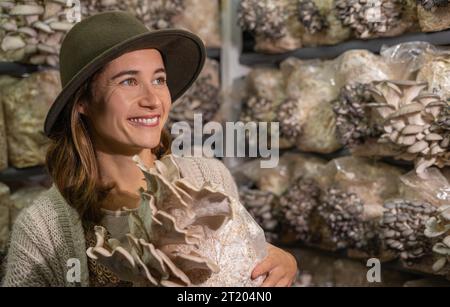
[{"x1": 251, "y1": 243, "x2": 298, "y2": 287}]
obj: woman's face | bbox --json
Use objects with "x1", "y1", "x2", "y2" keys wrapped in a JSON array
[{"x1": 78, "y1": 48, "x2": 171, "y2": 154}]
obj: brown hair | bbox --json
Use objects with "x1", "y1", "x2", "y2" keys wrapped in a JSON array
[{"x1": 46, "y1": 71, "x2": 172, "y2": 223}]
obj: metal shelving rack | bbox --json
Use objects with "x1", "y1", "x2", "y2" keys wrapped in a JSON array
[
  {"x1": 240, "y1": 29, "x2": 450, "y2": 67},
  {"x1": 227, "y1": 0, "x2": 450, "y2": 285},
  {"x1": 0, "y1": 165, "x2": 48, "y2": 183}
]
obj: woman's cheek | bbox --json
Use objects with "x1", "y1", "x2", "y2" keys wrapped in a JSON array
[{"x1": 162, "y1": 97, "x2": 172, "y2": 126}]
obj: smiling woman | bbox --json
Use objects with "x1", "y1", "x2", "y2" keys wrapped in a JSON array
[
  {"x1": 46, "y1": 48, "x2": 175, "y2": 222},
  {"x1": 78, "y1": 50, "x2": 171, "y2": 158},
  {"x1": 1, "y1": 11, "x2": 297, "y2": 287}
]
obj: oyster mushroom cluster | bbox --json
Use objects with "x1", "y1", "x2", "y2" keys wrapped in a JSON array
[
  {"x1": 87, "y1": 154, "x2": 267, "y2": 287},
  {"x1": 380, "y1": 199, "x2": 437, "y2": 261},
  {"x1": 142, "y1": 0, "x2": 184, "y2": 30},
  {"x1": 431, "y1": 104, "x2": 450, "y2": 149},
  {"x1": 297, "y1": 0, "x2": 328, "y2": 34},
  {"x1": 0, "y1": 0, "x2": 188, "y2": 65},
  {"x1": 316, "y1": 188, "x2": 367, "y2": 250},
  {"x1": 334, "y1": 0, "x2": 405, "y2": 39},
  {"x1": 0, "y1": 0, "x2": 74, "y2": 65},
  {"x1": 424, "y1": 205, "x2": 450, "y2": 272},
  {"x1": 239, "y1": 186, "x2": 280, "y2": 243},
  {"x1": 333, "y1": 82, "x2": 382, "y2": 147},
  {"x1": 167, "y1": 74, "x2": 220, "y2": 130},
  {"x1": 278, "y1": 177, "x2": 320, "y2": 242},
  {"x1": 369, "y1": 80, "x2": 450, "y2": 177},
  {"x1": 418, "y1": 0, "x2": 449, "y2": 11},
  {"x1": 276, "y1": 98, "x2": 302, "y2": 139},
  {"x1": 81, "y1": 0, "x2": 184, "y2": 30},
  {"x1": 237, "y1": 0, "x2": 288, "y2": 40},
  {"x1": 80, "y1": 0, "x2": 148, "y2": 18},
  {"x1": 240, "y1": 95, "x2": 277, "y2": 123}
]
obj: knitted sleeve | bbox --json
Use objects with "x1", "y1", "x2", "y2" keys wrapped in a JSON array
[{"x1": 1, "y1": 197, "x2": 65, "y2": 287}]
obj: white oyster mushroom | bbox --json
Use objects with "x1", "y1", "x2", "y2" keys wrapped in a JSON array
[{"x1": 87, "y1": 154, "x2": 267, "y2": 287}]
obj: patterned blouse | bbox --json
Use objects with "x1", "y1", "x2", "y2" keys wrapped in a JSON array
[{"x1": 83, "y1": 220, "x2": 133, "y2": 287}]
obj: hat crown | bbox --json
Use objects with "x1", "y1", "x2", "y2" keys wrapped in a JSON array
[{"x1": 60, "y1": 11, "x2": 148, "y2": 87}]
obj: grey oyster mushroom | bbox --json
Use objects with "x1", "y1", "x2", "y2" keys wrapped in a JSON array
[
  {"x1": 297, "y1": 0, "x2": 328, "y2": 34},
  {"x1": 239, "y1": 95, "x2": 290, "y2": 147},
  {"x1": 82, "y1": 0, "x2": 183, "y2": 30},
  {"x1": 369, "y1": 80, "x2": 450, "y2": 177},
  {"x1": 87, "y1": 154, "x2": 267, "y2": 287},
  {"x1": 418, "y1": 0, "x2": 449, "y2": 11},
  {"x1": 240, "y1": 95, "x2": 278, "y2": 123},
  {"x1": 431, "y1": 103, "x2": 450, "y2": 150},
  {"x1": 278, "y1": 177, "x2": 320, "y2": 242},
  {"x1": 425, "y1": 205, "x2": 450, "y2": 272},
  {"x1": 316, "y1": 188, "x2": 367, "y2": 250},
  {"x1": 167, "y1": 74, "x2": 220, "y2": 130},
  {"x1": 80, "y1": 0, "x2": 149, "y2": 20},
  {"x1": 237, "y1": 0, "x2": 288, "y2": 40},
  {"x1": 239, "y1": 186, "x2": 280, "y2": 243},
  {"x1": 276, "y1": 98, "x2": 302, "y2": 140},
  {"x1": 380, "y1": 199, "x2": 437, "y2": 262},
  {"x1": 84, "y1": 0, "x2": 219, "y2": 47},
  {"x1": 142, "y1": 0, "x2": 184, "y2": 30},
  {"x1": 333, "y1": 83, "x2": 382, "y2": 147},
  {"x1": 334, "y1": 0, "x2": 405, "y2": 39}
]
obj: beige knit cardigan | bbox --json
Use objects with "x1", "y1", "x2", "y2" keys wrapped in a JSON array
[{"x1": 1, "y1": 156, "x2": 241, "y2": 287}]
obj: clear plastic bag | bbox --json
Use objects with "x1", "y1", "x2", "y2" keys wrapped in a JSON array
[
  {"x1": 334, "y1": 49, "x2": 396, "y2": 86},
  {"x1": 318, "y1": 156, "x2": 405, "y2": 221},
  {"x1": 231, "y1": 152, "x2": 327, "y2": 196},
  {"x1": 280, "y1": 58, "x2": 342, "y2": 154},
  {"x1": 380, "y1": 41, "x2": 437, "y2": 80},
  {"x1": 173, "y1": 0, "x2": 221, "y2": 48},
  {"x1": 399, "y1": 167, "x2": 450, "y2": 207},
  {"x1": 381, "y1": 42, "x2": 450, "y2": 99}
]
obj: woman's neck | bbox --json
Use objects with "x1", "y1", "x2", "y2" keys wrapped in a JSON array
[{"x1": 95, "y1": 148, "x2": 156, "y2": 211}]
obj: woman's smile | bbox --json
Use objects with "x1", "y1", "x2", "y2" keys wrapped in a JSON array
[{"x1": 127, "y1": 114, "x2": 161, "y2": 128}]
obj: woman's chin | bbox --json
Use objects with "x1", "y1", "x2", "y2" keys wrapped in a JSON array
[{"x1": 132, "y1": 140, "x2": 162, "y2": 151}]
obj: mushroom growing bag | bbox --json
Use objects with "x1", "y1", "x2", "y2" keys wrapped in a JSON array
[{"x1": 87, "y1": 155, "x2": 267, "y2": 286}]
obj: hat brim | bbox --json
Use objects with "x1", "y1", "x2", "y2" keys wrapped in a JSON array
[{"x1": 44, "y1": 29, "x2": 206, "y2": 137}]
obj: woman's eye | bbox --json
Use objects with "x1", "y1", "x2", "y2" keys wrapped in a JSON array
[
  {"x1": 120, "y1": 78, "x2": 138, "y2": 86},
  {"x1": 152, "y1": 77, "x2": 167, "y2": 86}
]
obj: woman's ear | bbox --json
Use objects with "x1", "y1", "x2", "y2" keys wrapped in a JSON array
[{"x1": 76, "y1": 100, "x2": 88, "y2": 116}]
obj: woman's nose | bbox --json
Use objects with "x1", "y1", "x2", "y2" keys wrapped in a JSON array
[{"x1": 138, "y1": 82, "x2": 161, "y2": 108}]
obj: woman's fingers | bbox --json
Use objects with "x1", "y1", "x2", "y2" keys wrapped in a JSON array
[
  {"x1": 260, "y1": 267, "x2": 285, "y2": 287},
  {"x1": 251, "y1": 258, "x2": 275, "y2": 279},
  {"x1": 275, "y1": 277, "x2": 292, "y2": 287}
]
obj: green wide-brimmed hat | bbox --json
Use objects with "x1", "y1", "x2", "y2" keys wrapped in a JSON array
[{"x1": 44, "y1": 11, "x2": 206, "y2": 138}]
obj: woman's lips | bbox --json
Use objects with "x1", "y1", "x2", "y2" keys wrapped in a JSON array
[{"x1": 127, "y1": 116, "x2": 160, "y2": 128}]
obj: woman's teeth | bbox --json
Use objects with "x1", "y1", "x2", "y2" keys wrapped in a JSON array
[{"x1": 129, "y1": 117, "x2": 158, "y2": 125}]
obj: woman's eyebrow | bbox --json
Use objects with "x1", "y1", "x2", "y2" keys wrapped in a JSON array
[
  {"x1": 111, "y1": 70, "x2": 138, "y2": 80},
  {"x1": 154, "y1": 68, "x2": 166, "y2": 75},
  {"x1": 111, "y1": 68, "x2": 166, "y2": 81}
]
